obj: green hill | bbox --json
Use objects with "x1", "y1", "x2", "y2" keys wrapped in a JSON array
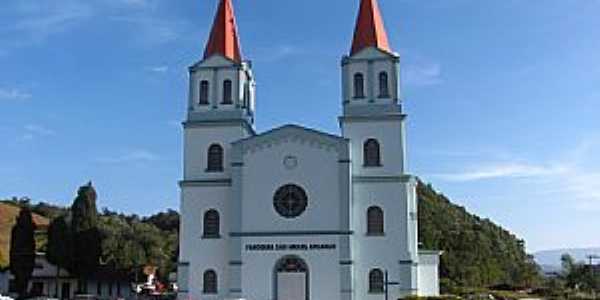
[
  {"x1": 417, "y1": 182, "x2": 539, "y2": 290},
  {"x1": 0, "y1": 202, "x2": 49, "y2": 269},
  {"x1": 2, "y1": 183, "x2": 538, "y2": 290}
]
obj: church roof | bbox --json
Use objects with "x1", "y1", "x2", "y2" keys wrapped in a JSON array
[
  {"x1": 203, "y1": 0, "x2": 242, "y2": 63},
  {"x1": 350, "y1": 0, "x2": 392, "y2": 56},
  {"x1": 233, "y1": 124, "x2": 348, "y2": 154}
]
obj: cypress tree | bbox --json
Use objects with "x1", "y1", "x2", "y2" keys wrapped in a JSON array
[
  {"x1": 70, "y1": 182, "x2": 102, "y2": 289},
  {"x1": 46, "y1": 216, "x2": 72, "y2": 297},
  {"x1": 9, "y1": 207, "x2": 36, "y2": 299}
]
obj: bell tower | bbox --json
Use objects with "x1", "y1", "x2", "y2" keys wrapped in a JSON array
[
  {"x1": 179, "y1": 0, "x2": 254, "y2": 299},
  {"x1": 341, "y1": 0, "x2": 419, "y2": 298},
  {"x1": 187, "y1": 0, "x2": 256, "y2": 126}
]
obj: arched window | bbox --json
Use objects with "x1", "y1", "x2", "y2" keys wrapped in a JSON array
[
  {"x1": 203, "y1": 270, "x2": 217, "y2": 294},
  {"x1": 199, "y1": 80, "x2": 210, "y2": 105},
  {"x1": 222, "y1": 79, "x2": 232, "y2": 104},
  {"x1": 363, "y1": 139, "x2": 381, "y2": 167},
  {"x1": 242, "y1": 83, "x2": 250, "y2": 108},
  {"x1": 354, "y1": 73, "x2": 365, "y2": 98},
  {"x1": 379, "y1": 72, "x2": 389, "y2": 98},
  {"x1": 206, "y1": 144, "x2": 224, "y2": 172},
  {"x1": 367, "y1": 206, "x2": 384, "y2": 235},
  {"x1": 203, "y1": 210, "x2": 220, "y2": 238},
  {"x1": 369, "y1": 269, "x2": 384, "y2": 294}
]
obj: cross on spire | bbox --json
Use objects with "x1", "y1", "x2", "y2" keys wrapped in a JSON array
[
  {"x1": 203, "y1": 0, "x2": 242, "y2": 63},
  {"x1": 350, "y1": 0, "x2": 392, "y2": 56}
]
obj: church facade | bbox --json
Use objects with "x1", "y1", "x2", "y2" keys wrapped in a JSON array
[{"x1": 177, "y1": 0, "x2": 441, "y2": 299}]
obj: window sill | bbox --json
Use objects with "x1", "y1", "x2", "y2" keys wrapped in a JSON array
[
  {"x1": 368, "y1": 291, "x2": 384, "y2": 294},
  {"x1": 205, "y1": 169, "x2": 224, "y2": 173},
  {"x1": 353, "y1": 96, "x2": 366, "y2": 100},
  {"x1": 198, "y1": 102, "x2": 210, "y2": 106},
  {"x1": 202, "y1": 234, "x2": 221, "y2": 239},
  {"x1": 363, "y1": 164, "x2": 383, "y2": 168},
  {"x1": 366, "y1": 233, "x2": 385, "y2": 237}
]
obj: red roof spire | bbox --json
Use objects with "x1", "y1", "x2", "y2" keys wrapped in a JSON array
[
  {"x1": 350, "y1": 0, "x2": 392, "y2": 56},
  {"x1": 203, "y1": 0, "x2": 242, "y2": 63}
]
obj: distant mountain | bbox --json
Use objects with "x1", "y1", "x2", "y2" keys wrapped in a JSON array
[
  {"x1": 0, "y1": 202, "x2": 49, "y2": 269},
  {"x1": 534, "y1": 247, "x2": 600, "y2": 272}
]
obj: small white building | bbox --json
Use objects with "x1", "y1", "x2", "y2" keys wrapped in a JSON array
[
  {"x1": 3, "y1": 255, "x2": 133, "y2": 300},
  {"x1": 177, "y1": 0, "x2": 441, "y2": 299}
]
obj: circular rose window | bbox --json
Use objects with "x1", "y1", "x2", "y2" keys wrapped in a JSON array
[{"x1": 273, "y1": 184, "x2": 308, "y2": 218}]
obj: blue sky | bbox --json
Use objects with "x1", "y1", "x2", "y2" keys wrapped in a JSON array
[{"x1": 1, "y1": 0, "x2": 599, "y2": 252}]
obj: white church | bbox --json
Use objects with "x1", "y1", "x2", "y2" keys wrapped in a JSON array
[{"x1": 177, "y1": 0, "x2": 441, "y2": 299}]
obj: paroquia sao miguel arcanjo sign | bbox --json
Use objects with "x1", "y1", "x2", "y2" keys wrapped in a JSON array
[{"x1": 245, "y1": 243, "x2": 337, "y2": 251}]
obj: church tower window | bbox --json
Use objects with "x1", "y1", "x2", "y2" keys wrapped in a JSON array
[
  {"x1": 367, "y1": 206, "x2": 384, "y2": 235},
  {"x1": 354, "y1": 73, "x2": 365, "y2": 98},
  {"x1": 203, "y1": 270, "x2": 218, "y2": 294},
  {"x1": 206, "y1": 144, "x2": 224, "y2": 172},
  {"x1": 203, "y1": 210, "x2": 220, "y2": 238},
  {"x1": 369, "y1": 269, "x2": 384, "y2": 293},
  {"x1": 379, "y1": 71, "x2": 389, "y2": 98},
  {"x1": 222, "y1": 79, "x2": 233, "y2": 104},
  {"x1": 363, "y1": 139, "x2": 381, "y2": 167},
  {"x1": 199, "y1": 80, "x2": 210, "y2": 105}
]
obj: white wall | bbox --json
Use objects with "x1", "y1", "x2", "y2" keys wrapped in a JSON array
[
  {"x1": 240, "y1": 137, "x2": 343, "y2": 232},
  {"x1": 418, "y1": 252, "x2": 441, "y2": 297},
  {"x1": 341, "y1": 118, "x2": 406, "y2": 176},
  {"x1": 183, "y1": 125, "x2": 251, "y2": 181},
  {"x1": 241, "y1": 236, "x2": 341, "y2": 300}
]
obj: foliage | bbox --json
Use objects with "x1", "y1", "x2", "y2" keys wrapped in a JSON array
[
  {"x1": 46, "y1": 215, "x2": 73, "y2": 296},
  {"x1": 9, "y1": 207, "x2": 36, "y2": 299},
  {"x1": 559, "y1": 254, "x2": 599, "y2": 292},
  {"x1": 417, "y1": 181, "x2": 541, "y2": 290},
  {"x1": 70, "y1": 182, "x2": 102, "y2": 278},
  {"x1": 142, "y1": 209, "x2": 180, "y2": 232},
  {"x1": 98, "y1": 214, "x2": 178, "y2": 280}
]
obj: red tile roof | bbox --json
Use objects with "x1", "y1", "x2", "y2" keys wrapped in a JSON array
[
  {"x1": 350, "y1": 0, "x2": 392, "y2": 56},
  {"x1": 203, "y1": 0, "x2": 242, "y2": 63}
]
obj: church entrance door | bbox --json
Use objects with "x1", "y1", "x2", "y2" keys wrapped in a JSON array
[{"x1": 274, "y1": 256, "x2": 309, "y2": 300}]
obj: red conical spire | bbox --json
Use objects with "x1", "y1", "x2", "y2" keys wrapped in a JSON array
[
  {"x1": 203, "y1": 0, "x2": 242, "y2": 63},
  {"x1": 350, "y1": 0, "x2": 392, "y2": 56}
]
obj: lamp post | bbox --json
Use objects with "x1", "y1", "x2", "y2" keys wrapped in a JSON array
[{"x1": 384, "y1": 270, "x2": 400, "y2": 300}]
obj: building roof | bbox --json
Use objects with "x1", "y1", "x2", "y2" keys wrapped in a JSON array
[
  {"x1": 203, "y1": 0, "x2": 243, "y2": 63},
  {"x1": 350, "y1": 0, "x2": 392, "y2": 56}
]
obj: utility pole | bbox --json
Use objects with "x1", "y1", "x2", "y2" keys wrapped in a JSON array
[
  {"x1": 384, "y1": 270, "x2": 400, "y2": 300},
  {"x1": 587, "y1": 254, "x2": 600, "y2": 300}
]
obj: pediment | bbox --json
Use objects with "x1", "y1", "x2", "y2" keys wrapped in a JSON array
[
  {"x1": 349, "y1": 46, "x2": 398, "y2": 60},
  {"x1": 232, "y1": 124, "x2": 348, "y2": 157},
  {"x1": 190, "y1": 54, "x2": 239, "y2": 70}
]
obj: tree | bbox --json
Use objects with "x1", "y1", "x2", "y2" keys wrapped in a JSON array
[
  {"x1": 70, "y1": 182, "x2": 102, "y2": 285},
  {"x1": 46, "y1": 216, "x2": 72, "y2": 297},
  {"x1": 9, "y1": 208, "x2": 36, "y2": 299}
]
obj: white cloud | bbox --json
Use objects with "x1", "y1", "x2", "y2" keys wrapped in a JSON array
[
  {"x1": 1, "y1": 0, "x2": 185, "y2": 52},
  {"x1": 147, "y1": 66, "x2": 168, "y2": 73},
  {"x1": 254, "y1": 45, "x2": 302, "y2": 63},
  {"x1": 403, "y1": 61, "x2": 443, "y2": 87},
  {"x1": 435, "y1": 162, "x2": 567, "y2": 182},
  {"x1": 431, "y1": 138, "x2": 600, "y2": 211},
  {"x1": 2, "y1": 1, "x2": 93, "y2": 48},
  {"x1": 98, "y1": 149, "x2": 160, "y2": 164},
  {"x1": 24, "y1": 124, "x2": 56, "y2": 136},
  {"x1": 0, "y1": 88, "x2": 32, "y2": 101}
]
